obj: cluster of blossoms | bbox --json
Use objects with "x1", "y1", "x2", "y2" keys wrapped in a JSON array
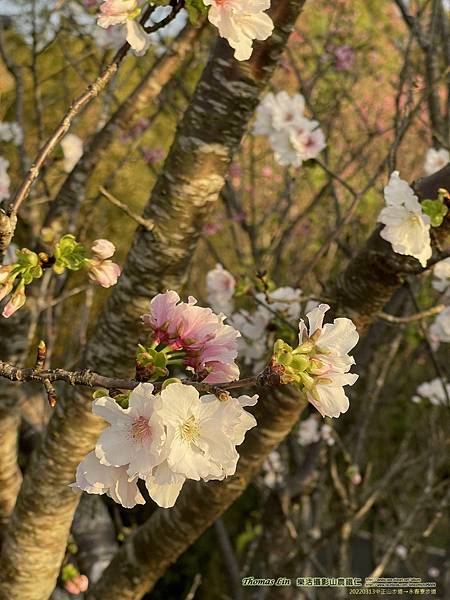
[
  {"x1": 72, "y1": 287, "x2": 359, "y2": 509},
  {"x1": 261, "y1": 449, "x2": 285, "y2": 489},
  {"x1": 140, "y1": 290, "x2": 240, "y2": 383},
  {"x1": 424, "y1": 147, "x2": 449, "y2": 176},
  {"x1": 0, "y1": 121, "x2": 23, "y2": 146},
  {"x1": 0, "y1": 237, "x2": 121, "y2": 318},
  {"x1": 232, "y1": 287, "x2": 305, "y2": 372},
  {"x1": 412, "y1": 378, "x2": 450, "y2": 407},
  {"x1": 253, "y1": 91, "x2": 326, "y2": 167},
  {"x1": 377, "y1": 171, "x2": 448, "y2": 267},
  {"x1": 96, "y1": 0, "x2": 274, "y2": 61},
  {"x1": 61, "y1": 133, "x2": 83, "y2": 173},
  {"x1": 97, "y1": 0, "x2": 151, "y2": 55},
  {"x1": 0, "y1": 157, "x2": 10, "y2": 202},
  {"x1": 273, "y1": 303, "x2": 359, "y2": 418},
  {"x1": 73, "y1": 382, "x2": 258, "y2": 508},
  {"x1": 297, "y1": 414, "x2": 335, "y2": 447},
  {"x1": 204, "y1": 0, "x2": 274, "y2": 61}
]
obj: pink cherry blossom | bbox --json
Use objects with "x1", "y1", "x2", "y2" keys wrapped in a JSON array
[
  {"x1": 141, "y1": 291, "x2": 240, "y2": 382},
  {"x1": 64, "y1": 574, "x2": 89, "y2": 594},
  {"x1": 88, "y1": 259, "x2": 121, "y2": 287}
]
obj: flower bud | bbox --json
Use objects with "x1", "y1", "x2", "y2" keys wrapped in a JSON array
[
  {"x1": 91, "y1": 238, "x2": 116, "y2": 260},
  {"x1": 2, "y1": 281, "x2": 26, "y2": 318}
]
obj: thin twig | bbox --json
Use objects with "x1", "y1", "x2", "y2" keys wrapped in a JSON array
[
  {"x1": 0, "y1": 360, "x2": 278, "y2": 398},
  {"x1": 99, "y1": 187, "x2": 154, "y2": 231},
  {"x1": 377, "y1": 304, "x2": 446, "y2": 323}
]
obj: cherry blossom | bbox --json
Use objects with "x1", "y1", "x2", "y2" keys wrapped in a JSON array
[
  {"x1": 145, "y1": 384, "x2": 257, "y2": 507},
  {"x1": 297, "y1": 415, "x2": 321, "y2": 446},
  {"x1": 412, "y1": 378, "x2": 450, "y2": 406},
  {"x1": 64, "y1": 574, "x2": 89, "y2": 595},
  {"x1": 203, "y1": 0, "x2": 274, "y2": 62},
  {"x1": 97, "y1": 0, "x2": 150, "y2": 55},
  {"x1": 295, "y1": 303, "x2": 359, "y2": 418},
  {"x1": 61, "y1": 133, "x2": 83, "y2": 173},
  {"x1": 72, "y1": 451, "x2": 146, "y2": 509},
  {"x1": 141, "y1": 291, "x2": 240, "y2": 383},
  {"x1": 206, "y1": 263, "x2": 236, "y2": 315},
  {"x1": 257, "y1": 286, "x2": 302, "y2": 322},
  {"x1": 424, "y1": 147, "x2": 449, "y2": 175},
  {"x1": 87, "y1": 239, "x2": 121, "y2": 287},
  {"x1": 428, "y1": 307, "x2": 450, "y2": 349},
  {"x1": 432, "y1": 257, "x2": 450, "y2": 293},
  {"x1": 231, "y1": 307, "x2": 270, "y2": 370},
  {"x1": 254, "y1": 92, "x2": 326, "y2": 167},
  {"x1": 378, "y1": 171, "x2": 432, "y2": 268},
  {"x1": 333, "y1": 44, "x2": 356, "y2": 71},
  {"x1": 0, "y1": 121, "x2": 23, "y2": 145},
  {"x1": 262, "y1": 449, "x2": 284, "y2": 489},
  {"x1": 93, "y1": 383, "x2": 167, "y2": 478},
  {"x1": 0, "y1": 157, "x2": 11, "y2": 202}
]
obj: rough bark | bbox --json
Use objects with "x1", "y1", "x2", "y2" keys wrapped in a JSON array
[
  {"x1": 87, "y1": 389, "x2": 308, "y2": 600},
  {"x1": 0, "y1": 311, "x2": 30, "y2": 539},
  {"x1": 43, "y1": 23, "x2": 201, "y2": 231},
  {"x1": 334, "y1": 164, "x2": 450, "y2": 329},
  {"x1": 0, "y1": 2, "x2": 307, "y2": 598}
]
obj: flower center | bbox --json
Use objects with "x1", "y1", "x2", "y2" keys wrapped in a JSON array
[
  {"x1": 179, "y1": 415, "x2": 200, "y2": 442},
  {"x1": 130, "y1": 416, "x2": 151, "y2": 441},
  {"x1": 408, "y1": 213, "x2": 421, "y2": 225}
]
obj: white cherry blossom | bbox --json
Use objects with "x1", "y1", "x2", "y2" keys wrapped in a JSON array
[
  {"x1": 156, "y1": 384, "x2": 237, "y2": 481},
  {"x1": 97, "y1": 0, "x2": 150, "y2": 55},
  {"x1": 0, "y1": 121, "x2": 23, "y2": 145},
  {"x1": 428, "y1": 307, "x2": 450, "y2": 349},
  {"x1": 378, "y1": 171, "x2": 432, "y2": 268},
  {"x1": 297, "y1": 415, "x2": 335, "y2": 446},
  {"x1": 262, "y1": 449, "x2": 285, "y2": 489},
  {"x1": 61, "y1": 133, "x2": 83, "y2": 173},
  {"x1": 72, "y1": 451, "x2": 145, "y2": 509},
  {"x1": 297, "y1": 415, "x2": 321, "y2": 446},
  {"x1": 0, "y1": 157, "x2": 10, "y2": 202},
  {"x1": 412, "y1": 378, "x2": 450, "y2": 406},
  {"x1": 204, "y1": 0, "x2": 274, "y2": 62},
  {"x1": 432, "y1": 258, "x2": 450, "y2": 293},
  {"x1": 424, "y1": 147, "x2": 449, "y2": 175},
  {"x1": 206, "y1": 263, "x2": 236, "y2": 315},
  {"x1": 298, "y1": 303, "x2": 359, "y2": 418},
  {"x1": 257, "y1": 286, "x2": 302, "y2": 321},
  {"x1": 93, "y1": 383, "x2": 166, "y2": 478},
  {"x1": 254, "y1": 92, "x2": 326, "y2": 167}
]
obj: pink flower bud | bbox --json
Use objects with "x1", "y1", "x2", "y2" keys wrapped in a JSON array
[
  {"x1": 88, "y1": 259, "x2": 121, "y2": 288},
  {"x1": 2, "y1": 283, "x2": 26, "y2": 318},
  {"x1": 351, "y1": 472, "x2": 362, "y2": 486},
  {"x1": 64, "y1": 574, "x2": 89, "y2": 594},
  {"x1": 91, "y1": 239, "x2": 116, "y2": 260}
]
